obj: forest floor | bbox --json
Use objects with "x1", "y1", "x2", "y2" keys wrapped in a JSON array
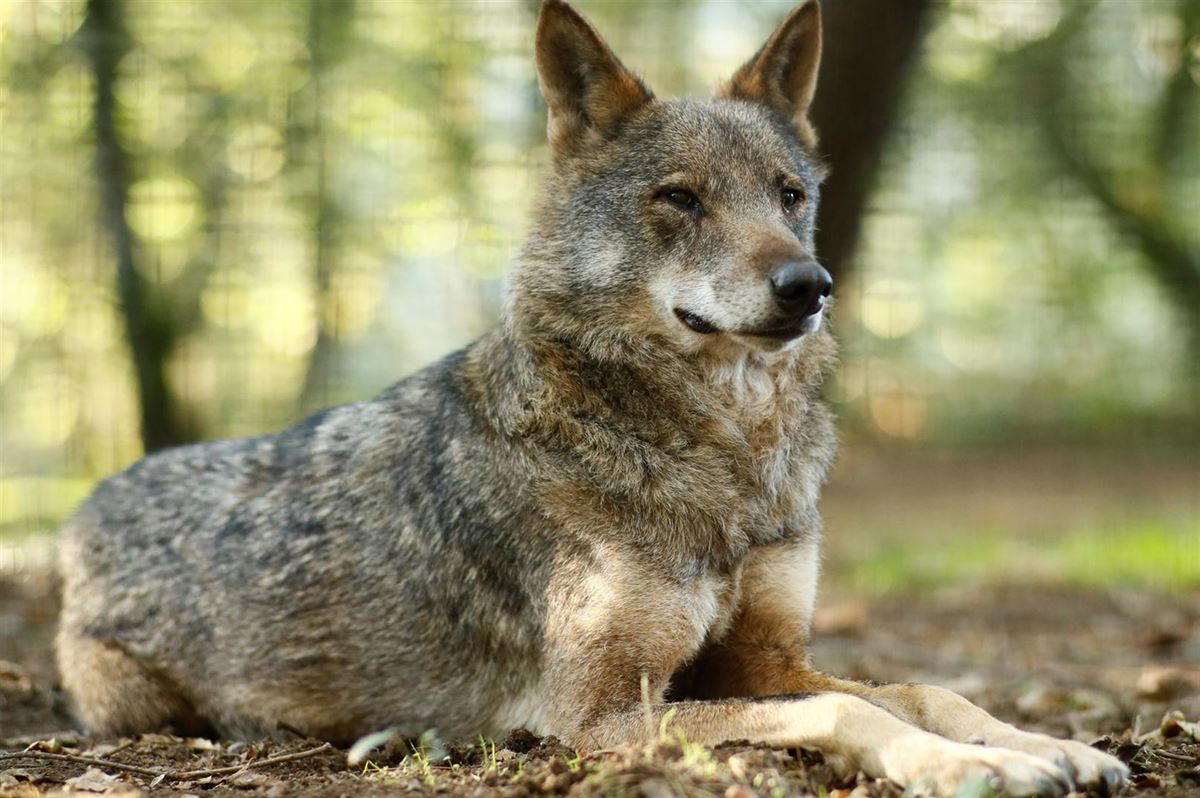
[{"x1": 2, "y1": 570, "x2": 1199, "y2": 798}]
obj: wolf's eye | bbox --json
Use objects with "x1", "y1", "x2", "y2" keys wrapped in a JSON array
[
  {"x1": 660, "y1": 189, "x2": 703, "y2": 215},
  {"x1": 781, "y1": 187, "x2": 804, "y2": 210}
]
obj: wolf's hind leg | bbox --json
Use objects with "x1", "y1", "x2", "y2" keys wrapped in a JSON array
[{"x1": 56, "y1": 632, "x2": 209, "y2": 738}]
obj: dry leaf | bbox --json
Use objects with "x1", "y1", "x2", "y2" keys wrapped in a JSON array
[
  {"x1": 1159, "y1": 710, "x2": 1200, "y2": 742},
  {"x1": 133, "y1": 734, "x2": 177, "y2": 747},
  {"x1": 812, "y1": 600, "x2": 869, "y2": 637},
  {"x1": 227, "y1": 770, "x2": 271, "y2": 788},
  {"x1": 63, "y1": 768, "x2": 119, "y2": 793},
  {"x1": 1136, "y1": 667, "x2": 1200, "y2": 701}
]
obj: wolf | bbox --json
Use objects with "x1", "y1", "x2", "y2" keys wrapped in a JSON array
[{"x1": 57, "y1": 1, "x2": 1128, "y2": 795}]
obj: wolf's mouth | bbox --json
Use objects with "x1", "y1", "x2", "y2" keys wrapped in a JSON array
[
  {"x1": 674, "y1": 308, "x2": 720, "y2": 334},
  {"x1": 739, "y1": 313, "x2": 822, "y2": 341},
  {"x1": 675, "y1": 308, "x2": 820, "y2": 340}
]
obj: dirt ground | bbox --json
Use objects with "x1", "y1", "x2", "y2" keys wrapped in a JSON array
[{"x1": 2, "y1": 572, "x2": 1198, "y2": 798}]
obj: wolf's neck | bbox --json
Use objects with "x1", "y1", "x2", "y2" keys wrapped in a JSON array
[
  {"x1": 474, "y1": 311, "x2": 834, "y2": 457},
  {"x1": 702, "y1": 350, "x2": 794, "y2": 422}
]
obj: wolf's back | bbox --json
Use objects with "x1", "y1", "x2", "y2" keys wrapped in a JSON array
[{"x1": 57, "y1": 343, "x2": 549, "y2": 741}]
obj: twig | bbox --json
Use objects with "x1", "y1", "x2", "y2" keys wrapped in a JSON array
[
  {"x1": 0, "y1": 732, "x2": 81, "y2": 750},
  {"x1": 1149, "y1": 749, "x2": 1196, "y2": 763},
  {"x1": 163, "y1": 742, "x2": 334, "y2": 780},
  {"x1": 0, "y1": 741, "x2": 334, "y2": 782},
  {"x1": 0, "y1": 750, "x2": 160, "y2": 778}
]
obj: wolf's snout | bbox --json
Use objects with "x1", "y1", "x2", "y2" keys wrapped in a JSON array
[{"x1": 769, "y1": 260, "x2": 832, "y2": 317}]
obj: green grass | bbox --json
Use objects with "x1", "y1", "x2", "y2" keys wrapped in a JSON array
[{"x1": 835, "y1": 517, "x2": 1200, "y2": 593}]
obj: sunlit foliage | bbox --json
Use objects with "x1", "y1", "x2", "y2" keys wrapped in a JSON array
[{"x1": 0, "y1": 0, "x2": 1196, "y2": 561}]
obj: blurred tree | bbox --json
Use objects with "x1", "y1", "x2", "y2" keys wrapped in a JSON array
[
  {"x1": 811, "y1": 0, "x2": 934, "y2": 283},
  {"x1": 1026, "y1": 0, "x2": 1200, "y2": 374},
  {"x1": 292, "y1": 0, "x2": 356, "y2": 412},
  {"x1": 80, "y1": 0, "x2": 193, "y2": 452}
]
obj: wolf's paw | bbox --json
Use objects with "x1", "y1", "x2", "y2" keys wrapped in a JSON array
[
  {"x1": 884, "y1": 737, "x2": 1074, "y2": 797},
  {"x1": 985, "y1": 731, "x2": 1129, "y2": 794}
]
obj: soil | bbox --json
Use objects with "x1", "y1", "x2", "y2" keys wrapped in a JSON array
[{"x1": 1, "y1": 572, "x2": 1198, "y2": 797}]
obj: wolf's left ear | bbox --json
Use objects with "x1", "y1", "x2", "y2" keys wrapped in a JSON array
[
  {"x1": 720, "y1": 1, "x2": 822, "y2": 147},
  {"x1": 536, "y1": 0, "x2": 653, "y2": 156}
]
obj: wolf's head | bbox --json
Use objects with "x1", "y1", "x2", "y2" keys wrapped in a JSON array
[{"x1": 514, "y1": 0, "x2": 830, "y2": 363}]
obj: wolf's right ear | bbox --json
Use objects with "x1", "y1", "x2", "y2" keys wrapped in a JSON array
[
  {"x1": 535, "y1": 0, "x2": 653, "y2": 156},
  {"x1": 719, "y1": 1, "x2": 822, "y2": 148}
]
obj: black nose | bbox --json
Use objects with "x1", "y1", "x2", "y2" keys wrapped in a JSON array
[{"x1": 769, "y1": 260, "x2": 832, "y2": 316}]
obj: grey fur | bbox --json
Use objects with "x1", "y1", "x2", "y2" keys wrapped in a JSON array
[{"x1": 57, "y1": 0, "x2": 838, "y2": 745}]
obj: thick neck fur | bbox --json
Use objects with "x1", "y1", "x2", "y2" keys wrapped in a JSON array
[
  {"x1": 497, "y1": 158, "x2": 838, "y2": 449},
  {"x1": 465, "y1": 254, "x2": 837, "y2": 569},
  {"x1": 460, "y1": 165, "x2": 839, "y2": 569},
  {"x1": 498, "y1": 248, "x2": 838, "y2": 450}
]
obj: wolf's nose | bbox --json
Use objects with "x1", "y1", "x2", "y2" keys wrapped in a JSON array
[{"x1": 769, "y1": 260, "x2": 832, "y2": 316}]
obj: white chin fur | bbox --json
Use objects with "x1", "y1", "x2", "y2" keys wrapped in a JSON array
[{"x1": 731, "y1": 308, "x2": 823, "y2": 352}]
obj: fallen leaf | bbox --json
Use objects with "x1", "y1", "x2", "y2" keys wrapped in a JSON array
[
  {"x1": 1136, "y1": 667, "x2": 1200, "y2": 702},
  {"x1": 812, "y1": 600, "x2": 869, "y2": 637},
  {"x1": 63, "y1": 768, "x2": 119, "y2": 793},
  {"x1": 1131, "y1": 773, "x2": 1162, "y2": 790},
  {"x1": 227, "y1": 770, "x2": 270, "y2": 788},
  {"x1": 134, "y1": 734, "x2": 178, "y2": 747},
  {"x1": 1159, "y1": 710, "x2": 1200, "y2": 742}
]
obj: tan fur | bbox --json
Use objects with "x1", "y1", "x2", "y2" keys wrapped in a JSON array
[
  {"x1": 535, "y1": 0, "x2": 652, "y2": 156},
  {"x1": 56, "y1": 634, "x2": 204, "y2": 736},
  {"x1": 720, "y1": 2, "x2": 823, "y2": 148}
]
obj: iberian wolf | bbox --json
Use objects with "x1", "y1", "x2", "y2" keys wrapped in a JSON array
[{"x1": 57, "y1": 2, "x2": 1128, "y2": 794}]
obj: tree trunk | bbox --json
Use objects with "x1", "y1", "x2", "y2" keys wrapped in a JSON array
[
  {"x1": 81, "y1": 0, "x2": 189, "y2": 453},
  {"x1": 297, "y1": 0, "x2": 356, "y2": 412},
  {"x1": 810, "y1": 0, "x2": 934, "y2": 284}
]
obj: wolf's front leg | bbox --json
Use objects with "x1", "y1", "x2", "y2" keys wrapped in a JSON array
[
  {"x1": 583, "y1": 693, "x2": 1074, "y2": 798},
  {"x1": 824, "y1": 678, "x2": 1129, "y2": 795},
  {"x1": 544, "y1": 546, "x2": 1073, "y2": 797},
  {"x1": 683, "y1": 539, "x2": 1128, "y2": 794}
]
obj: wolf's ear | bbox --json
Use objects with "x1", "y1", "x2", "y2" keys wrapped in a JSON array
[
  {"x1": 535, "y1": 0, "x2": 653, "y2": 156},
  {"x1": 720, "y1": 1, "x2": 822, "y2": 147}
]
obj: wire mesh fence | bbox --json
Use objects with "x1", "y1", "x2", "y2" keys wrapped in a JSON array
[{"x1": 1, "y1": 0, "x2": 1197, "y2": 586}]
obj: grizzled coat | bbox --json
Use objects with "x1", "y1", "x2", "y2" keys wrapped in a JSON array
[{"x1": 58, "y1": 3, "x2": 1128, "y2": 795}]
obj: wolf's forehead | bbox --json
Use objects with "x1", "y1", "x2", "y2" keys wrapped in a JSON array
[{"x1": 638, "y1": 99, "x2": 812, "y2": 180}]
